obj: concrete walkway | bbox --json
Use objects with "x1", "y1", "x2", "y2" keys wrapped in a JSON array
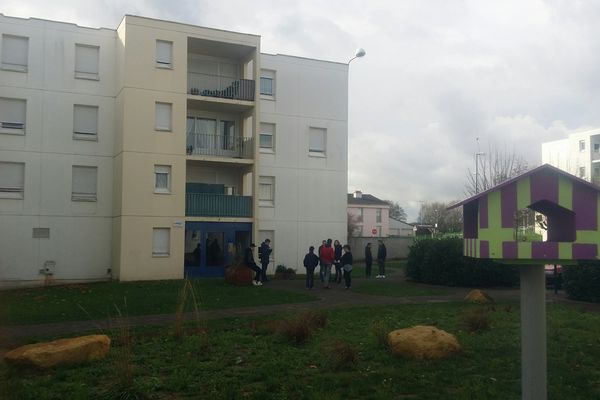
[{"x1": 0, "y1": 268, "x2": 586, "y2": 343}]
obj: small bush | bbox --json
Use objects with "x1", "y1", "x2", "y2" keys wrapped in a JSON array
[
  {"x1": 461, "y1": 308, "x2": 492, "y2": 333},
  {"x1": 564, "y1": 262, "x2": 600, "y2": 303},
  {"x1": 275, "y1": 311, "x2": 328, "y2": 344},
  {"x1": 406, "y1": 238, "x2": 519, "y2": 287},
  {"x1": 326, "y1": 340, "x2": 358, "y2": 370},
  {"x1": 370, "y1": 320, "x2": 390, "y2": 348}
]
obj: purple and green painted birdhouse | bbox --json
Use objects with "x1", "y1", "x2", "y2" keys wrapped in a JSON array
[{"x1": 449, "y1": 164, "x2": 600, "y2": 264}]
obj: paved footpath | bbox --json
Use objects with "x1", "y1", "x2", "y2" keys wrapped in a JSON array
[{"x1": 0, "y1": 268, "x2": 591, "y2": 345}]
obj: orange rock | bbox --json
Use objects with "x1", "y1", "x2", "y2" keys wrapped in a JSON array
[
  {"x1": 4, "y1": 334, "x2": 110, "y2": 368},
  {"x1": 388, "y1": 325, "x2": 461, "y2": 359},
  {"x1": 464, "y1": 289, "x2": 493, "y2": 304}
]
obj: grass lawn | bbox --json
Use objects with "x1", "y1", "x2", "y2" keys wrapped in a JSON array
[
  {"x1": 0, "y1": 279, "x2": 317, "y2": 326},
  {"x1": 2, "y1": 302, "x2": 600, "y2": 399},
  {"x1": 353, "y1": 280, "x2": 452, "y2": 297}
]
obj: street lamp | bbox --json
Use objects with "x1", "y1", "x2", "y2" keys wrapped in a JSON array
[
  {"x1": 475, "y1": 152, "x2": 485, "y2": 194},
  {"x1": 348, "y1": 48, "x2": 366, "y2": 64}
]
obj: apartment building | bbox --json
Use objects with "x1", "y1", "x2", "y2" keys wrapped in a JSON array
[
  {"x1": 0, "y1": 14, "x2": 348, "y2": 286},
  {"x1": 347, "y1": 191, "x2": 390, "y2": 237},
  {"x1": 542, "y1": 128, "x2": 600, "y2": 186}
]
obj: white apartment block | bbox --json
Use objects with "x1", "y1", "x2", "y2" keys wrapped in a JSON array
[
  {"x1": 0, "y1": 14, "x2": 348, "y2": 286},
  {"x1": 542, "y1": 128, "x2": 600, "y2": 186}
]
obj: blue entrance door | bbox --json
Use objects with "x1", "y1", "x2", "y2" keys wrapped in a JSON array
[{"x1": 184, "y1": 222, "x2": 252, "y2": 277}]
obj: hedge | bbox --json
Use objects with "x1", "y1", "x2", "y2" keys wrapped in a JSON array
[
  {"x1": 406, "y1": 238, "x2": 518, "y2": 287},
  {"x1": 563, "y1": 262, "x2": 600, "y2": 303}
]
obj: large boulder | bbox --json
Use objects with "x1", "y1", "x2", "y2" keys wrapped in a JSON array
[
  {"x1": 388, "y1": 325, "x2": 461, "y2": 359},
  {"x1": 464, "y1": 289, "x2": 493, "y2": 304},
  {"x1": 4, "y1": 334, "x2": 110, "y2": 368}
]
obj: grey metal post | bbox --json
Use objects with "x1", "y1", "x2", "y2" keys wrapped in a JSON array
[{"x1": 520, "y1": 265, "x2": 547, "y2": 400}]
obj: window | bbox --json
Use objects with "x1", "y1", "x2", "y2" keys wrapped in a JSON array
[
  {"x1": 72, "y1": 166, "x2": 97, "y2": 201},
  {"x1": 153, "y1": 228, "x2": 170, "y2": 256},
  {"x1": 155, "y1": 102, "x2": 172, "y2": 131},
  {"x1": 0, "y1": 98, "x2": 26, "y2": 133},
  {"x1": 260, "y1": 122, "x2": 275, "y2": 151},
  {"x1": 309, "y1": 127, "x2": 326, "y2": 155},
  {"x1": 376, "y1": 208, "x2": 382, "y2": 223},
  {"x1": 156, "y1": 40, "x2": 173, "y2": 68},
  {"x1": 579, "y1": 140, "x2": 586, "y2": 152},
  {"x1": 260, "y1": 69, "x2": 275, "y2": 96},
  {"x1": 75, "y1": 44, "x2": 99, "y2": 80},
  {"x1": 220, "y1": 120, "x2": 235, "y2": 150},
  {"x1": 259, "y1": 176, "x2": 275, "y2": 206},
  {"x1": 376, "y1": 226, "x2": 382, "y2": 237},
  {"x1": 357, "y1": 207, "x2": 363, "y2": 222},
  {"x1": 154, "y1": 165, "x2": 171, "y2": 193},
  {"x1": 579, "y1": 166, "x2": 586, "y2": 179},
  {"x1": 73, "y1": 105, "x2": 98, "y2": 139},
  {"x1": 1, "y1": 35, "x2": 28, "y2": 72},
  {"x1": 0, "y1": 162, "x2": 24, "y2": 199},
  {"x1": 594, "y1": 143, "x2": 600, "y2": 153}
]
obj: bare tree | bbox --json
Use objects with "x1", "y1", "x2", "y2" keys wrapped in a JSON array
[
  {"x1": 384, "y1": 200, "x2": 408, "y2": 221},
  {"x1": 465, "y1": 144, "x2": 529, "y2": 196},
  {"x1": 418, "y1": 201, "x2": 463, "y2": 233},
  {"x1": 347, "y1": 212, "x2": 361, "y2": 237}
]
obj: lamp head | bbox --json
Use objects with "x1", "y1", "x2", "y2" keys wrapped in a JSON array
[{"x1": 355, "y1": 48, "x2": 366, "y2": 58}]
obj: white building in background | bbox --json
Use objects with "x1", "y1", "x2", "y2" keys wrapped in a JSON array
[
  {"x1": 542, "y1": 128, "x2": 600, "y2": 186},
  {"x1": 0, "y1": 13, "x2": 348, "y2": 286}
]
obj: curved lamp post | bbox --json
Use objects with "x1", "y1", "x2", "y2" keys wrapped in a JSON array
[{"x1": 348, "y1": 47, "x2": 366, "y2": 64}]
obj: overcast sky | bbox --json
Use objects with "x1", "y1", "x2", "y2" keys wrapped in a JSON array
[{"x1": 5, "y1": 0, "x2": 600, "y2": 220}]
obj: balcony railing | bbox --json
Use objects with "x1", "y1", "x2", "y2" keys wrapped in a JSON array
[
  {"x1": 186, "y1": 133, "x2": 253, "y2": 159},
  {"x1": 186, "y1": 193, "x2": 252, "y2": 218},
  {"x1": 188, "y1": 72, "x2": 255, "y2": 101}
]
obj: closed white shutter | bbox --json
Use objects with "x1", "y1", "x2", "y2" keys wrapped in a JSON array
[
  {"x1": 155, "y1": 102, "x2": 172, "y2": 131},
  {"x1": 259, "y1": 176, "x2": 274, "y2": 205},
  {"x1": 0, "y1": 98, "x2": 26, "y2": 131},
  {"x1": 0, "y1": 162, "x2": 24, "y2": 198},
  {"x1": 309, "y1": 127, "x2": 326, "y2": 153},
  {"x1": 156, "y1": 40, "x2": 172, "y2": 67},
  {"x1": 153, "y1": 228, "x2": 170, "y2": 256},
  {"x1": 75, "y1": 44, "x2": 99, "y2": 78},
  {"x1": 72, "y1": 166, "x2": 97, "y2": 201},
  {"x1": 2, "y1": 35, "x2": 28, "y2": 70},
  {"x1": 73, "y1": 105, "x2": 98, "y2": 135}
]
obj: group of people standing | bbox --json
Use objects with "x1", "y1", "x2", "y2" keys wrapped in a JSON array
[
  {"x1": 243, "y1": 238, "x2": 387, "y2": 289},
  {"x1": 303, "y1": 239, "x2": 387, "y2": 290},
  {"x1": 243, "y1": 239, "x2": 272, "y2": 286}
]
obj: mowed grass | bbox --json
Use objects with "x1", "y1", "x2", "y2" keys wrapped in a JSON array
[
  {"x1": 353, "y1": 280, "x2": 452, "y2": 297},
  {"x1": 0, "y1": 279, "x2": 317, "y2": 326},
  {"x1": 3, "y1": 302, "x2": 600, "y2": 399}
]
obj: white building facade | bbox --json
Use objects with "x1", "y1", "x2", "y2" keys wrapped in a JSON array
[
  {"x1": 0, "y1": 14, "x2": 348, "y2": 286},
  {"x1": 542, "y1": 128, "x2": 600, "y2": 186}
]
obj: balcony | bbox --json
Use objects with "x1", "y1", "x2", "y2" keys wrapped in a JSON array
[
  {"x1": 186, "y1": 193, "x2": 252, "y2": 218},
  {"x1": 188, "y1": 72, "x2": 254, "y2": 101},
  {"x1": 186, "y1": 133, "x2": 253, "y2": 159}
]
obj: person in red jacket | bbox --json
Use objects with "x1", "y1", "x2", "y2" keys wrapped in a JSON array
[{"x1": 320, "y1": 238, "x2": 335, "y2": 289}]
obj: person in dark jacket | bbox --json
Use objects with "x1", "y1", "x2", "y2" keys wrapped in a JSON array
[
  {"x1": 244, "y1": 243, "x2": 262, "y2": 286},
  {"x1": 258, "y1": 239, "x2": 272, "y2": 283},
  {"x1": 364, "y1": 242, "x2": 373, "y2": 278},
  {"x1": 318, "y1": 240, "x2": 326, "y2": 282},
  {"x1": 333, "y1": 240, "x2": 343, "y2": 283},
  {"x1": 303, "y1": 246, "x2": 319, "y2": 289},
  {"x1": 341, "y1": 245, "x2": 353, "y2": 289},
  {"x1": 376, "y1": 240, "x2": 387, "y2": 278}
]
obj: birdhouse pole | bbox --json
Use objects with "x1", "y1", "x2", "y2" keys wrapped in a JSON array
[{"x1": 520, "y1": 264, "x2": 547, "y2": 400}]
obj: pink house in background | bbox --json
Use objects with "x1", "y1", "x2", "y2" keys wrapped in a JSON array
[{"x1": 347, "y1": 191, "x2": 390, "y2": 237}]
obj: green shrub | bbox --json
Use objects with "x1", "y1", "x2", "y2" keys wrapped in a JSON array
[
  {"x1": 406, "y1": 238, "x2": 518, "y2": 287},
  {"x1": 563, "y1": 262, "x2": 600, "y2": 303}
]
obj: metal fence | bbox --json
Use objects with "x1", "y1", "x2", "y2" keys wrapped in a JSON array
[
  {"x1": 186, "y1": 133, "x2": 253, "y2": 159},
  {"x1": 188, "y1": 72, "x2": 255, "y2": 101},
  {"x1": 186, "y1": 193, "x2": 252, "y2": 217}
]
